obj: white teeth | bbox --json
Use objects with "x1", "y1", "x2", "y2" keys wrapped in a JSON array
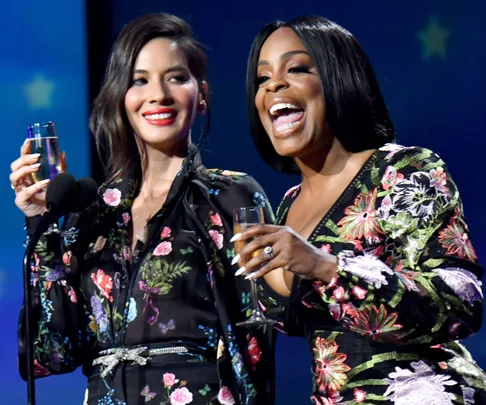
[
  {"x1": 269, "y1": 103, "x2": 300, "y2": 116},
  {"x1": 145, "y1": 113, "x2": 174, "y2": 120}
]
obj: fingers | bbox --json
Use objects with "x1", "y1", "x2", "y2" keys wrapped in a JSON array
[
  {"x1": 20, "y1": 138, "x2": 31, "y2": 156},
  {"x1": 10, "y1": 153, "x2": 40, "y2": 173},
  {"x1": 233, "y1": 232, "x2": 278, "y2": 266},
  {"x1": 230, "y1": 224, "x2": 280, "y2": 243},
  {"x1": 15, "y1": 179, "x2": 50, "y2": 206},
  {"x1": 9, "y1": 162, "x2": 40, "y2": 186}
]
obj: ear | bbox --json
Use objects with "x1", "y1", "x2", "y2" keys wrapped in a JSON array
[{"x1": 197, "y1": 81, "x2": 209, "y2": 114}]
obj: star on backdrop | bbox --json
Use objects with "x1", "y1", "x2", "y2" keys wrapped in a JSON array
[
  {"x1": 418, "y1": 15, "x2": 451, "y2": 60},
  {"x1": 23, "y1": 74, "x2": 55, "y2": 109}
]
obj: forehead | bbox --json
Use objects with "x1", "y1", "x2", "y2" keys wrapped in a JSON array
[
  {"x1": 258, "y1": 27, "x2": 307, "y2": 61},
  {"x1": 134, "y1": 37, "x2": 188, "y2": 68}
]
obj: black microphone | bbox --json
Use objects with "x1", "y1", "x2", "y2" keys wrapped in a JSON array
[{"x1": 22, "y1": 173, "x2": 98, "y2": 405}]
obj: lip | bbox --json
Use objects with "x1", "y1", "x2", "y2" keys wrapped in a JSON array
[{"x1": 142, "y1": 107, "x2": 178, "y2": 126}]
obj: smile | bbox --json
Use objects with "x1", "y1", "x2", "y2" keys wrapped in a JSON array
[
  {"x1": 143, "y1": 108, "x2": 178, "y2": 126},
  {"x1": 270, "y1": 103, "x2": 305, "y2": 137}
]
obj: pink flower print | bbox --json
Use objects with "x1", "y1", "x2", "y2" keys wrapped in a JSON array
[
  {"x1": 208, "y1": 230, "x2": 224, "y2": 250},
  {"x1": 163, "y1": 372, "x2": 179, "y2": 387},
  {"x1": 62, "y1": 251, "x2": 72, "y2": 265},
  {"x1": 153, "y1": 241, "x2": 172, "y2": 256},
  {"x1": 103, "y1": 188, "x2": 122, "y2": 207},
  {"x1": 352, "y1": 286, "x2": 367, "y2": 300},
  {"x1": 429, "y1": 166, "x2": 449, "y2": 194},
  {"x1": 381, "y1": 166, "x2": 404, "y2": 191},
  {"x1": 161, "y1": 227, "x2": 172, "y2": 239},
  {"x1": 91, "y1": 269, "x2": 113, "y2": 302},
  {"x1": 170, "y1": 387, "x2": 193, "y2": 405},
  {"x1": 320, "y1": 244, "x2": 332, "y2": 254},
  {"x1": 332, "y1": 286, "x2": 346, "y2": 302},
  {"x1": 210, "y1": 213, "x2": 223, "y2": 227},
  {"x1": 122, "y1": 212, "x2": 130, "y2": 225},
  {"x1": 246, "y1": 334, "x2": 262, "y2": 369},
  {"x1": 217, "y1": 386, "x2": 235, "y2": 405},
  {"x1": 353, "y1": 388, "x2": 367, "y2": 403},
  {"x1": 68, "y1": 287, "x2": 77, "y2": 303}
]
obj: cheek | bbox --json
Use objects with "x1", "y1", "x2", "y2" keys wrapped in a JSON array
[
  {"x1": 173, "y1": 84, "x2": 199, "y2": 115},
  {"x1": 124, "y1": 88, "x2": 143, "y2": 116},
  {"x1": 254, "y1": 91, "x2": 268, "y2": 126}
]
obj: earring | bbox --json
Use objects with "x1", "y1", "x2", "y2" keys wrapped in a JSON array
[{"x1": 198, "y1": 100, "x2": 207, "y2": 115}]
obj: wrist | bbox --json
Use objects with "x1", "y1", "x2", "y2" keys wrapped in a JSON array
[{"x1": 313, "y1": 254, "x2": 338, "y2": 283}]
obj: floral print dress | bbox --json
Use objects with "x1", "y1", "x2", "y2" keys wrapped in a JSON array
[
  {"x1": 18, "y1": 146, "x2": 276, "y2": 405},
  {"x1": 275, "y1": 144, "x2": 486, "y2": 404}
]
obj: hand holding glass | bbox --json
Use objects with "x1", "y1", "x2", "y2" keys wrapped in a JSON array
[{"x1": 233, "y1": 207, "x2": 276, "y2": 327}]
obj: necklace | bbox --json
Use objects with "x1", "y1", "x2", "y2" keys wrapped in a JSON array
[{"x1": 136, "y1": 189, "x2": 169, "y2": 222}]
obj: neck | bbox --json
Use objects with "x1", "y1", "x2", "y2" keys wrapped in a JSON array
[
  {"x1": 295, "y1": 138, "x2": 373, "y2": 196},
  {"x1": 139, "y1": 142, "x2": 189, "y2": 198}
]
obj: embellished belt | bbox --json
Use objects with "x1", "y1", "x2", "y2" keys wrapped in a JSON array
[{"x1": 93, "y1": 345, "x2": 188, "y2": 378}]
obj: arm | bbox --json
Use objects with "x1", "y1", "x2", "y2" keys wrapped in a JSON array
[
  {"x1": 312, "y1": 148, "x2": 483, "y2": 345},
  {"x1": 18, "y1": 209, "x2": 95, "y2": 379}
]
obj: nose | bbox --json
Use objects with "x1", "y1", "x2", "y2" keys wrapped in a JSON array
[
  {"x1": 266, "y1": 75, "x2": 288, "y2": 93},
  {"x1": 149, "y1": 81, "x2": 173, "y2": 105}
]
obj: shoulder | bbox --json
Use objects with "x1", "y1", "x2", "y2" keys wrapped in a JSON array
[
  {"x1": 376, "y1": 143, "x2": 447, "y2": 171},
  {"x1": 199, "y1": 168, "x2": 267, "y2": 204}
]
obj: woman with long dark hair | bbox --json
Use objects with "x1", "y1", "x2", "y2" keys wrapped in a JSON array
[
  {"x1": 10, "y1": 13, "x2": 275, "y2": 405},
  {"x1": 236, "y1": 16, "x2": 486, "y2": 404}
]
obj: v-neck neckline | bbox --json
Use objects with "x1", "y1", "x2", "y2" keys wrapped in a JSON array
[{"x1": 277, "y1": 150, "x2": 378, "y2": 243}]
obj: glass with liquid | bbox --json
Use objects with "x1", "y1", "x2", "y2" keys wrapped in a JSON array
[
  {"x1": 27, "y1": 122, "x2": 61, "y2": 182},
  {"x1": 233, "y1": 207, "x2": 276, "y2": 327}
]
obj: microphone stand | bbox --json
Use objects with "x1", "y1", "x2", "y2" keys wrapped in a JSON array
[{"x1": 22, "y1": 212, "x2": 58, "y2": 405}]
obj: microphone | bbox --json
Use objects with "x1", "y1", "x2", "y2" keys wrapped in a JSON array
[{"x1": 22, "y1": 173, "x2": 98, "y2": 405}]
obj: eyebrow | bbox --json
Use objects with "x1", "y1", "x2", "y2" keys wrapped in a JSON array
[
  {"x1": 257, "y1": 50, "x2": 310, "y2": 67},
  {"x1": 133, "y1": 65, "x2": 188, "y2": 75}
]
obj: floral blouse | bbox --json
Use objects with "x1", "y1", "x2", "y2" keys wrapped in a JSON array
[
  {"x1": 275, "y1": 144, "x2": 486, "y2": 405},
  {"x1": 18, "y1": 146, "x2": 276, "y2": 405}
]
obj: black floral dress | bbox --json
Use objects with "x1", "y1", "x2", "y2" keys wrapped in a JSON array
[
  {"x1": 18, "y1": 146, "x2": 276, "y2": 405},
  {"x1": 274, "y1": 144, "x2": 486, "y2": 404}
]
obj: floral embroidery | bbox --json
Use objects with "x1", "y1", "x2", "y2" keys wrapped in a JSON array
[
  {"x1": 208, "y1": 230, "x2": 224, "y2": 250},
  {"x1": 383, "y1": 361, "x2": 457, "y2": 404},
  {"x1": 169, "y1": 387, "x2": 193, "y2": 405},
  {"x1": 439, "y1": 218, "x2": 477, "y2": 261},
  {"x1": 337, "y1": 188, "x2": 383, "y2": 243},
  {"x1": 246, "y1": 334, "x2": 262, "y2": 370},
  {"x1": 346, "y1": 304, "x2": 403, "y2": 341},
  {"x1": 313, "y1": 337, "x2": 351, "y2": 393},
  {"x1": 153, "y1": 241, "x2": 173, "y2": 256}
]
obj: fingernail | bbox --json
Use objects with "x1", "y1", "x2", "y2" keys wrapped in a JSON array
[
  {"x1": 30, "y1": 153, "x2": 41, "y2": 159},
  {"x1": 30, "y1": 163, "x2": 41, "y2": 168},
  {"x1": 231, "y1": 254, "x2": 240, "y2": 266},
  {"x1": 40, "y1": 179, "x2": 50, "y2": 184},
  {"x1": 235, "y1": 267, "x2": 246, "y2": 276},
  {"x1": 245, "y1": 273, "x2": 257, "y2": 280},
  {"x1": 230, "y1": 233, "x2": 241, "y2": 242}
]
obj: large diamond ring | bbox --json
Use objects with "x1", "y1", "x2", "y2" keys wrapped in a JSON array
[{"x1": 263, "y1": 245, "x2": 274, "y2": 260}]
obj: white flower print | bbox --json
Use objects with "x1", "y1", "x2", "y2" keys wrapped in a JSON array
[
  {"x1": 339, "y1": 252, "x2": 393, "y2": 289},
  {"x1": 433, "y1": 268, "x2": 483, "y2": 305},
  {"x1": 383, "y1": 361, "x2": 457, "y2": 405}
]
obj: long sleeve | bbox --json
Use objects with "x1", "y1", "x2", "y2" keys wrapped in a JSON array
[
  {"x1": 305, "y1": 147, "x2": 483, "y2": 345},
  {"x1": 18, "y1": 208, "x2": 96, "y2": 379}
]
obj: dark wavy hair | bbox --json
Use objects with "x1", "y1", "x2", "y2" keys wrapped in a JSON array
[
  {"x1": 90, "y1": 13, "x2": 209, "y2": 181},
  {"x1": 246, "y1": 16, "x2": 396, "y2": 173}
]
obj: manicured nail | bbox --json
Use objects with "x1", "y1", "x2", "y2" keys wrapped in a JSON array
[
  {"x1": 245, "y1": 273, "x2": 257, "y2": 280},
  {"x1": 40, "y1": 179, "x2": 50, "y2": 184},
  {"x1": 30, "y1": 163, "x2": 41, "y2": 168},
  {"x1": 235, "y1": 267, "x2": 246, "y2": 276},
  {"x1": 230, "y1": 233, "x2": 241, "y2": 242},
  {"x1": 30, "y1": 153, "x2": 41, "y2": 159},
  {"x1": 231, "y1": 254, "x2": 240, "y2": 266}
]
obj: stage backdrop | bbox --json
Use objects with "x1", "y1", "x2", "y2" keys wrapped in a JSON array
[
  {"x1": 0, "y1": 0, "x2": 90, "y2": 403},
  {"x1": 1, "y1": 1, "x2": 485, "y2": 404}
]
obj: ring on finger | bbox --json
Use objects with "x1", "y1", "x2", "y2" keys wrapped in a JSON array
[
  {"x1": 263, "y1": 245, "x2": 274, "y2": 260},
  {"x1": 10, "y1": 183, "x2": 21, "y2": 192}
]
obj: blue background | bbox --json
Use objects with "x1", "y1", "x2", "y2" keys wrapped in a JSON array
[{"x1": 0, "y1": 1, "x2": 484, "y2": 404}]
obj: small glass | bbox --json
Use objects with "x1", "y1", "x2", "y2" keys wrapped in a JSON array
[
  {"x1": 27, "y1": 122, "x2": 62, "y2": 182},
  {"x1": 234, "y1": 207, "x2": 276, "y2": 327},
  {"x1": 27, "y1": 122, "x2": 63, "y2": 235}
]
